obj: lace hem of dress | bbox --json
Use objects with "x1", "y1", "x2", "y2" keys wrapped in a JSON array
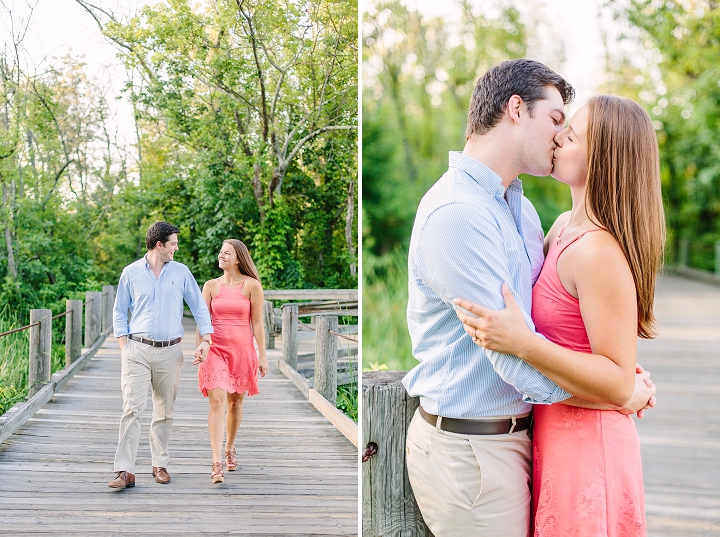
[{"x1": 199, "y1": 370, "x2": 259, "y2": 398}]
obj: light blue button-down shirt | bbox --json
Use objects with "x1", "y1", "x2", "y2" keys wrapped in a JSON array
[
  {"x1": 403, "y1": 152, "x2": 571, "y2": 418},
  {"x1": 113, "y1": 256, "x2": 213, "y2": 340}
]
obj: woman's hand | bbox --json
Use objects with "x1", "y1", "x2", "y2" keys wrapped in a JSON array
[
  {"x1": 258, "y1": 356, "x2": 269, "y2": 377},
  {"x1": 454, "y1": 283, "x2": 535, "y2": 357},
  {"x1": 192, "y1": 341, "x2": 210, "y2": 365}
]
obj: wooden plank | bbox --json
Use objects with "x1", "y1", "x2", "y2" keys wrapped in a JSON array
[{"x1": 635, "y1": 274, "x2": 720, "y2": 534}]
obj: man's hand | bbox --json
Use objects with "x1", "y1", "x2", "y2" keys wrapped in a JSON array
[
  {"x1": 618, "y1": 364, "x2": 656, "y2": 418},
  {"x1": 193, "y1": 341, "x2": 210, "y2": 365},
  {"x1": 118, "y1": 336, "x2": 127, "y2": 350}
]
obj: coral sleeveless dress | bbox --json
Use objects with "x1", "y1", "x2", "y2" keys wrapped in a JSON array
[
  {"x1": 198, "y1": 279, "x2": 259, "y2": 397},
  {"x1": 531, "y1": 230, "x2": 646, "y2": 537}
]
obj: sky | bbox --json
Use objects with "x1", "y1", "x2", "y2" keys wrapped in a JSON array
[{"x1": 0, "y1": 0, "x2": 159, "y2": 152}]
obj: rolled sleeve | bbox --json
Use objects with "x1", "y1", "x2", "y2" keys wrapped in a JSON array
[{"x1": 417, "y1": 203, "x2": 570, "y2": 404}]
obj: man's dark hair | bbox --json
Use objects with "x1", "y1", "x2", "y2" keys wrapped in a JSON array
[
  {"x1": 465, "y1": 59, "x2": 575, "y2": 139},
  {"x1": 146, "y1": 222, "x2": 180, "y2": 250}
]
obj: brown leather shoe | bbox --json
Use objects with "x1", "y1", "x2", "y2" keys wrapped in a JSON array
[
  {"x1": 152, "y1": 466, "x2": 170, "y2": 484},
  {"x1": 108, "y1": 471, "x2": 135, "y2": 489}
]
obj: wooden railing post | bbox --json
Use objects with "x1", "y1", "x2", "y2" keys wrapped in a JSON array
[
  {"x1": 28, "y1": 309, "x2": 52, "y2": 397},
  {"x1": 102, "y1": 285, "x2": 115, "y2": 333},
  {"x1": 262, "y1": 300, "x2": 275, "y2": 350},
  {"x1": 84, "y1": 291, "x2": 102, "y2": 348},
  {"x1": 715, "y1": 240, "x2": 720, "y2": 276},
  {"x1": 314, "y1": 315, "x2": 338, "y2": 405},
  {"x1": 65, "y1": 300, "x2": 83, "y2": 366},
  {"x1": 281, "y1": 303, "x2": 298, "y2": 369},
  {"x1": 362, "y1": 371, "x2": 430, "y2": 537}
]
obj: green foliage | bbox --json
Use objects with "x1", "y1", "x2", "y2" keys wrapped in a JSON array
[
  {"x1": 336, "y1": 382, "x2": 358, "y2": 422},
  {"x1": 607, "y1": 1, "x2": 720, "y2": 268},
  {"x1": 95, "y1": 0, "x2": 359, "y2": 289},
  {"x1": 0, "y1": 307, "x2": 30, "y2": 414},
  {"x1": 362, "y1": 247, "x2": 415, "y2": 371}
]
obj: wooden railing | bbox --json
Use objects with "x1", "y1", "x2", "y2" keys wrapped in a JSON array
[
  {"x1": 265, "y1": 291, "x2": 358, "y2": 446},
  {"x1": 0, "y1": 287, "x2": 115, "y2": 444}
]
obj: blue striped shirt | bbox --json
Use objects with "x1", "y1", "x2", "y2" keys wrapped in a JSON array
[
  {"x1": 403, "y1": 152, "x2": 571, "y2": 418},
  {"x1": 113, "y1": 256, "x2": 213, "y2": 340}
]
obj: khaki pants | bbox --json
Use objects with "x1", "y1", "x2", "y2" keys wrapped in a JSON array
[
  {"x1": 406, "y1": 408, "x2": 532, "y2": 537},
  {"x1": 113, "y1": 339, "x2": 184, "y2": 474}
]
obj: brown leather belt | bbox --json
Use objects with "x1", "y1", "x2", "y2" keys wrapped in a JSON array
[
  {"x1": 419, "y1": 406, "x2": 532, "y2": 435},
  {"x1": 129, "y1": 335, "x2": 182, "y2": 348}
]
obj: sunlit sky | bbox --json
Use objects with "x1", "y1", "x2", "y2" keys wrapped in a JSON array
[{"x1": 1, "y1": 0, "x2": 159, "y2": 150}]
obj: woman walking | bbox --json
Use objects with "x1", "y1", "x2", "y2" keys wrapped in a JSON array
[
  {"x1": 194, "y1": 239, "x2": 269, "y2": 483},
  {"x1": 456, "y1": 95, "x2": 664, "y2": 535}
]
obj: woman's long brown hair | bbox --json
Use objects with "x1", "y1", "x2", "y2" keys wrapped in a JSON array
[
  {"x1": 585, "y1": 95, "x2": 665, "y2": 339},
  {"x1": 224, "y1": 239, "x2": 261, "y2": 284}
]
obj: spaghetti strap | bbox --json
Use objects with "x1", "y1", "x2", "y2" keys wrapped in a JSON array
[{"x1": 557, "y1": 228, "x2": 603, "y2": 252}]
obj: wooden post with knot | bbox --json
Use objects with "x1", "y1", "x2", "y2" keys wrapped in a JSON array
[{"x1": 362, "y1": 371, "x2": 430, "y2": 537}]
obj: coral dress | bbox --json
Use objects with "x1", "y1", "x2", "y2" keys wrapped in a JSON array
[
  {"x1": 198, "y1": 279, "x2": 259, "y2": 397},
  {"x1": 531, "y1": 230, "x2": 646, "y2": 537}
]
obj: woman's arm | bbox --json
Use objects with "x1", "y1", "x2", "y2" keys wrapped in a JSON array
[
  {"x1": 456, "y1": 231, "x2": 654, "y2": 407},
  {"x1": 193, "y1": 280, "x2": 215, "y2": 365},
  {"x1": 246, "y1": 279, "x2": 268, "y2": 377}
]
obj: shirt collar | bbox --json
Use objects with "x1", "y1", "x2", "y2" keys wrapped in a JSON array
[{"x1": 448, "y1": 151, "x2": 522, "y2": 197}]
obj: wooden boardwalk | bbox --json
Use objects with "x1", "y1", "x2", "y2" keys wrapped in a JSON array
[
  {"x1": 637, "y1": 274, "x2": 720, "y2": 536},
  {"x1": 0, "y1": 318, "x2": 358, "y2": 536}
]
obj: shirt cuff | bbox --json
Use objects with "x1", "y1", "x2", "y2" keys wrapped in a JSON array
[
  {"x1": 198, "y1": 326, "x2": 214, "y2": 336},
  {"x1": 523, "y1": 384, "x2": 572, "y2": 405}
]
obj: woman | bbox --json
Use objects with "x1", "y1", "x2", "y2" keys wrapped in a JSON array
[
  {"x1": 194, "y1": 239, "x2": 269, "y2": 483},
  {"x1": 456, "y1": 95, "x2": 665, "y2": 535}
]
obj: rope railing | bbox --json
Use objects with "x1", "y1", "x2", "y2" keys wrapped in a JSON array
[
  {"x1": 51, "y1": 310, "x2": 73, "y2": 321},
  {"x1": 0, "y1": 321, "x2": 41, "y2": 339}
]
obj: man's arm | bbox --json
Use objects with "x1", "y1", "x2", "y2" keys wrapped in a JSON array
[
  {"x1": 113, "y1": 270, "x2": 131, "y2": 350},
  {"x1": 183, "y1": 269, "x2": 214, "y2": 340},
  {"x1": 417, "y1": 202, "x2": 571, "y2": 405}
]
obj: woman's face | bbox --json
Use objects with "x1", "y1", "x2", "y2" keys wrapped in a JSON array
[
  {"x1": 218, "y1": 242, "x2": 238, "y2": 270},
  {"x1": 551, "y1": 104, "x2": 589, "y2": 187}
]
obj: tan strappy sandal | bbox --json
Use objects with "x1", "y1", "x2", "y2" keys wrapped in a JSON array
[
  {"x1": 211, "y1": 461, "x2": 224, "y2": 483},
  {"x1": 225, "y1": 447, "x2": 237, "y2": 471}
]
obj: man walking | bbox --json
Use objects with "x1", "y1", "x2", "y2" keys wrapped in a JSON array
[
  {"x1": 108, "y1": 221, "x2": 213, "y2": 489},
  {"x1": 403, "y1": 59, "x2": 652, "y2": 535}
]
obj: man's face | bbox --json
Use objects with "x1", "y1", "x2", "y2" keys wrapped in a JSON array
[
  {"x1": 518, "y1": 86, "x2": 566, "y2": 177},
  {"x1": 156, "y1": 234, "x2": 179, "y2": 263}
]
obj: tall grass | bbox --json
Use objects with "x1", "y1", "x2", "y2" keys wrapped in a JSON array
[
  {"x1": 0, "y1": 307, "x2": 67, "y2": 415},
  {"x1": 362, "y1": 248, "x2": 416, "y2": 371},
  {"x1": 0, "y1": 307, "x2": 30, "y2": 414},
  {"x1": 336, "y1": 382, "x2": 358, "y2": 422}
]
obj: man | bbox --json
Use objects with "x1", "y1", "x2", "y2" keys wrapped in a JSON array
[
  {"x1": 108, "y1": 221, "x2": 213, "y2": 489},
  {"x1": 403, "y1": 59, "x2": 653, "y2": 535}
]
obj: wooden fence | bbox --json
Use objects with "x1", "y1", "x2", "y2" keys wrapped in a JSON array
[
  {"x1": 263, "y1": 291, "x2": 359, "y2": 446},
  {"x1": 0, "y1": 287, "x2": 115, "y2": 444}
]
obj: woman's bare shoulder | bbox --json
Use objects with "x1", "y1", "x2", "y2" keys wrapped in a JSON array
[{"x1": 243, "y1": 277, "x2": 264, "y2": 294}]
